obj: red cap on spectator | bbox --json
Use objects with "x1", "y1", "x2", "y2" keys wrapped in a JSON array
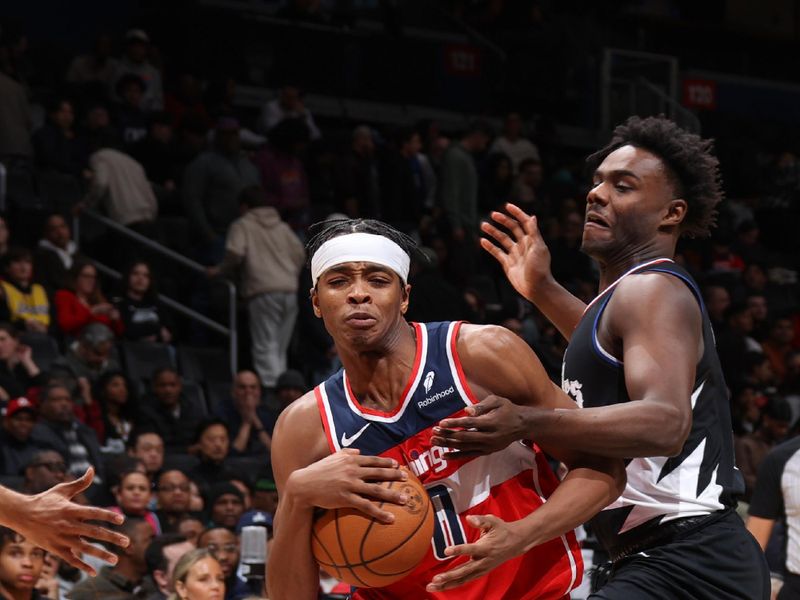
[{"x1": 6, "y1": 397, "x2": 36, "y2": 418}]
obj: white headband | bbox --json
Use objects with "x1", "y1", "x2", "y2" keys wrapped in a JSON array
[{"x1": 311, "y1": 233, "x2": 410, "y2": 286}]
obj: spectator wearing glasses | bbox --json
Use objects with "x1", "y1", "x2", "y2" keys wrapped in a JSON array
[
  {"x1": 21, "y1": 450, "x2": 68, "y2": 495},
  {"x1": 54, "y1": 260, "x2": 124, "y2": 338},
  {"x1": 197, "y1": 527, "x2": 248, "y2": 600},
  {"x1": 155, "y1": 470, "x2": 195, "y2": 534},
  {"x1": 0, "y1": 397, "x2": 40, "y2": 477}
]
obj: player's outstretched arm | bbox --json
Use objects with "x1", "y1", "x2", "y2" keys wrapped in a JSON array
[
  {"x1": 427, "y1": 324, "x2": 626, "y2": 591},
  {"x1": 435, "y1": 274, "x2": 699, "y2": 459},
  {"x1": 0, "y1": 467, "x2": 129, "y2": 575},
  {"x1": 480, "y1": 203, "x2": 586, "y2": 340},
  {"x1": 267, "y1": 393, "x2": 407, "y2": 600}
]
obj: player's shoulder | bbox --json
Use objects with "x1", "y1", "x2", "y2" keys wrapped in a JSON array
[
  {"x1": 455, "y1": 322, "x2": 534, "y2": 378},
  {"x1": 612, "y1": 269, "x2": 700, "y2": 318},
  {"x1": 273, "y1": 389, "x2": 321, "y2": 436},
  {"x1": 457, "y1": 323, "x2": 523, "y2": 357}
]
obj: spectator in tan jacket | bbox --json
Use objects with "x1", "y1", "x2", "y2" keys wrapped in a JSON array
[
  {"x1": 85, "y1": 148, "x2": 157, "y2": 227},
  {"x1": 208, "y1": 186, "x2": 305, "y2": 388}
]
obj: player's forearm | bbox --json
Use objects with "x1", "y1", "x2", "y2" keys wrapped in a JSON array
[
  {"x1": 0, "y1": 486, "x2": 23, "y2": 526},
  {"x1": 525, "y1": 401, "x2": 689, "y2": 458},
  {"x1": 516, "y1": 459, "x2": 625, "y2": 550},
  {"x1": 526, "y1": 275, "x2": 585, "y2": 341},
  {"x1": 267, "y1": 487, "x2": 320, "y2": 600}
]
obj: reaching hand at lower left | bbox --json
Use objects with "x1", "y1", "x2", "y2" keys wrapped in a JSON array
[{"x1": 425, "y1": 514, "x2": 528, "y2": 592}]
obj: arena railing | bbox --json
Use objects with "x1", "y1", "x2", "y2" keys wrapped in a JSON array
[{"x1": 73, "y1": 209, "x2": 238, "y2": 378}]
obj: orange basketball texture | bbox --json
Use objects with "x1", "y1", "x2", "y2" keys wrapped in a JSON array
[{"x1": 311, "y1": 468, "x2": 434, "y2": 588}]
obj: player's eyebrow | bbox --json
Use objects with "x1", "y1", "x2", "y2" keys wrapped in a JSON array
[
  {"x1": 327, "y1": 263, "x2": 394, "y2": 275},
  {"x1": 593, "y1": 168, "x2": 642, "y2": 181}
]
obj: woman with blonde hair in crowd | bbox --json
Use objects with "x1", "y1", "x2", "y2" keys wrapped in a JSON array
[{"x1": 169, "y1": 548, "x2": 225, "y2": 600}]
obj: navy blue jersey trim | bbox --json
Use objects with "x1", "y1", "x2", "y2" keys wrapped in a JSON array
[
  {"x1": 647, "y1": 267, "x2": 706, "y2": 314},
  {"x1": 592, "y1": 292, "x2": 623, "y2": 367}
]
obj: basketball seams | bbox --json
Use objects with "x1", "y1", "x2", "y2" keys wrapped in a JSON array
[
  {"x1": 358, "y1": 480, "x2": 393, "y2": 566},
  {"x1": 313, "y1": 474, "x2": 434, "y2": 587},
  {"x1": 312, "y1": 525, "x2": 344, "y2": 580},
  {"x1": 357, "y1": 486, "x2": 434, "y2": 576},
  {"x1": 334, "y1": 508, "x2": 371, "y2": 587}
]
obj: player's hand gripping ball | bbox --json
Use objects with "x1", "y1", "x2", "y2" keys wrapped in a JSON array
[{"x1": 312, "y1": 467, "x2": 434, "y2": 588}]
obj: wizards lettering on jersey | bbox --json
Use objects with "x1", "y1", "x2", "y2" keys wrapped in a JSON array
[{"x1": 408, "y1": 446, "x2": 447, "y2": 477}]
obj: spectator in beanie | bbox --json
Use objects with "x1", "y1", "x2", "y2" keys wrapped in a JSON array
[{"x1": 204, "y1": 483, "x2": 244, "y2": 531}]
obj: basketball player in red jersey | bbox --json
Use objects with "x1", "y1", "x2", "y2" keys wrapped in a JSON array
[{"x1": 267, "y1": 219, "x2": 625, "y2": 600}]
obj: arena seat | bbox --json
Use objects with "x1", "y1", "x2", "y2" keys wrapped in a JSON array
[
  {"x1": 119, "y1": 341, "x2": 176, "y2": 389},
  {"x1": 178, "y1": 345, "x2": 232, "y2": 385},
  {"x1": 19, "y1": 332, "x2": 62, "y2": 373},
  {"x1": 182, "y1": 380, "x2": 209, "y2": 418}
]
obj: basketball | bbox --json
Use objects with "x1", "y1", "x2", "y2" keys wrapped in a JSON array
[{"x1": 311, "y1": 468, "x2": 434, "y2": 588}]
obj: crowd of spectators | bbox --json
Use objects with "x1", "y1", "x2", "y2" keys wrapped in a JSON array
[{"x1": 0, "y1": 16, "x2": 799, "y2": 600}]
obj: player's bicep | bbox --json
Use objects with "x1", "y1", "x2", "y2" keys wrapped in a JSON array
[
  {"x1": 271, "y1": 394, "x2": 328, "y2": 493},
  {"x1": 616, "y1": 278, "x2": 700, "y2": 411}
]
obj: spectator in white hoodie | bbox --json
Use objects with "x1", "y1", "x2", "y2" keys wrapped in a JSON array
[{"x1": 208, "y1": 186, "x2": 305, "y2": 388}]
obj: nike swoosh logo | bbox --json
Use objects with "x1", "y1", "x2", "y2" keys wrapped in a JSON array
[{"x1": 341, "y1": 423, "x2": 371, "y2": 447}]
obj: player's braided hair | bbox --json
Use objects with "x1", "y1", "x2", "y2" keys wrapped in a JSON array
[
  {"x1": 588, "y1": 115, "x2": 723, "y2": 238},
  {"x1": 306, "y1": 218, "x2": 421, "y2": 277}
]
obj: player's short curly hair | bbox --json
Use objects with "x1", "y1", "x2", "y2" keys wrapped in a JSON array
[{"x1": 588, "y1": 116, "x2": 723, "y2": 238}]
